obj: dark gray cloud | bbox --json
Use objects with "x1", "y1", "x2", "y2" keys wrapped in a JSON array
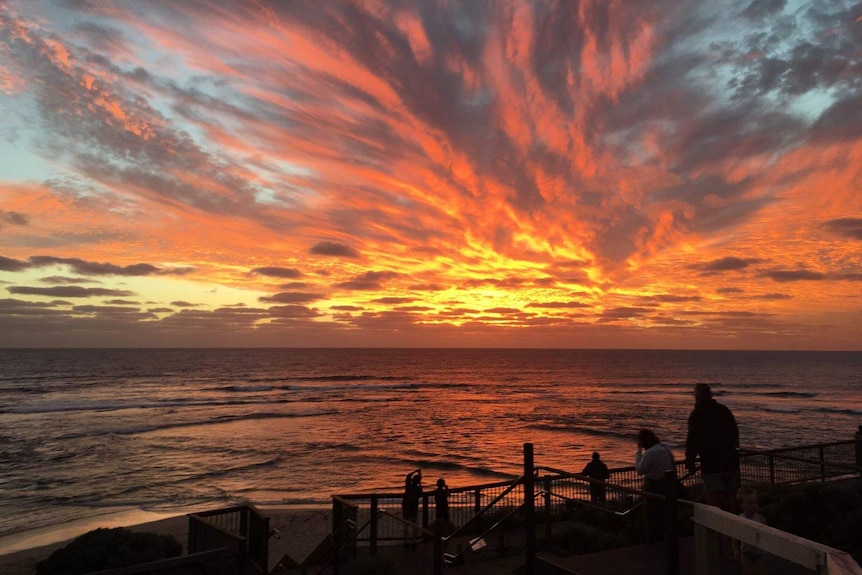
[
  {"x1": 335, "y1": 271, "x2": 399, "y2": 291},
  {"x1": 823, "y1": 217, "x2": 862, "y2": 240},
  {"x1": 409, "y1": 283, "x2": 447, "y2": 291},
  {"x1": 810, "y1": 93, "x2": 862, "y2": 143},
  {"x1": 267, "y1": 304, "x2": 321, "y2": 319},
  {"x1": 259, "y1": 292, "x2": 324, "y2": 304},
  {"x1": 692, "y1": 257, "x2": 764, "y2": 274},
  {"x1": 170, "y1": 301, "x2": 199, "y2": 307},
  {"x1": 28, "y1": 256, "x2": 162, "y2": 276},
  {"x1": 753, "y1": 293, "x2": 792, "y2": 300},
  {"x1": 370, "y1": 297, "x2": 415, "y2": 304},
  {"x1": 742, "y1": 0, "x2": 786, "y2": 19},
  {"x1": 252, "y1": 266, "x2": 303, "y2": 278},
  {"x1": 0, "y1": 210, "x2": 28, "y2": 227},
  {"x1": 9, "y1": 286, "x2": 134, "y2": 297},
  {"x1": 641, "y1": 294, "x2": 702, "y2": 303},
  {"x1": 309, "y1": 241, "x2": 360, "y2": 258},
  {"x1": 763, "y1": 269, "x2": 825, "y2": 282},
  {"x1": 40, "y1": 276, "x2": 97, "y2": 284},
  {"x1": 526, "y1": 301, "x2": 590, "y2": 309},
  {"x1": 599, "y1": 306, "x2": 653, "y2": 321},
  {"x1": 0, "y1": 256, "x2": 28, "y2": 271}
]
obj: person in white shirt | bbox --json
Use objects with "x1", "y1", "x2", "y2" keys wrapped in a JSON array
[{"x1": 635, "y1": 429, "x2": 676, "y2": 542}]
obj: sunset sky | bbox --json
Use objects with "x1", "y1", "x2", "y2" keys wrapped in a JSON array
[{"x1": 1, "y1": 0, "x2": 860, "y2": 349}]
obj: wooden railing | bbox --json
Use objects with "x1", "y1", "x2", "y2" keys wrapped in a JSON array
[
  {"x1": 333, "y1": 439, "x2": 860, "y2": 545},
  {"x1": 188, "y1": 504, "x2": 270, "y2": 575},
  {"x1": 691, "y1": 502, "x2": 861, "y2": 575}
]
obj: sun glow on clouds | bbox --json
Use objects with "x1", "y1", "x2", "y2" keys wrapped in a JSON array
[{"x1": 0, "y1": 0, "x2": 860, "y2": 349}]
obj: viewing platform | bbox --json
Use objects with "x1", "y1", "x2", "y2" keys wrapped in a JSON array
[{"x1": 82, "y1": 437, "x2": 862, "y2": 575}]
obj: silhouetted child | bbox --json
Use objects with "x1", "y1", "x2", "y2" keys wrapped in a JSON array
[
  {"x1": 401, "y1": 469, "x2": 422, "y2": 547},
  {"x1": 734, "y1": 486, "x2": 767, "y2": 575},
  {"x1": 581, "y1": 451, "x2": 611, "y2": 503}
]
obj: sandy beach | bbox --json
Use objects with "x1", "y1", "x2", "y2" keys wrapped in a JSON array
[{"x1": 0, "y1": 507, "x2": 332, "y2": 575}]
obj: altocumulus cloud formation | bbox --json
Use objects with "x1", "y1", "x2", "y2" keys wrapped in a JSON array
[{"x1": 0, "y1": 0, "x2": 860, "y2": 349}]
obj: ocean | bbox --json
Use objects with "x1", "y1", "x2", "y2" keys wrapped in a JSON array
[{"x1": 1, "y1": 348, "x2": 860, "y2": 542}]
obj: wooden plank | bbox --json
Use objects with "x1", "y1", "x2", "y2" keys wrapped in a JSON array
[{"x1": 827, "y1": 553, "x2": 862, "y2": 575}]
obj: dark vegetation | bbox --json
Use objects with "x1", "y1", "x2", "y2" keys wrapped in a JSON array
[
  {"x1": 36, "y1": 527, "x2": 182, "y2": 575},
  {"x1": 759, "y1": 479, "x2": 862, "y2": 562},
  {"x1": 545, "y1": 479, "x2": 862, "y2": 562}
]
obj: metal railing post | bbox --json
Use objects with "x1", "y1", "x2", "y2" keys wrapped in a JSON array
[
  {"x1": 433, "y1": 519, "x2": 443, "y2": 575},
  {"x1": 524, "y1": 442, "x2": 535, "y2": 575},
  {"x1": 369, "y1": 495, "x2": 378, "y2": 556},
  {"x1": 819, "y1": 446, "x2": 826, "y2": 481},
  {"x1": 769, "y1": 454, "x2": 776, "y2": 484},
  {"x1": 544, "y1": 475, "x2": 552, "y2": 543},
  {"x1": 664, "y1": 470, "x2": 679, "y2": 575},
  {"x1": 475, "y1": 488, "x2": 482, "y2": 514},
  {"x1": 332, "y1": 498, "x2": 342, "y2": 575}
]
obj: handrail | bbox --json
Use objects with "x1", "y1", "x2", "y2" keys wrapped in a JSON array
[
  {"x1": 691, "y1": 502, "x2": 862, "y2": 575},
  {"x1": 377, "y1": 508, "x2": 435, "y2": 537},
  {"x1": 317, "y1": 510, "x2": 377, "y2": 575},
  {"x1": 444, "y1": 504, "x2": 524, "y2": 565},
  {"x1": 742, "y1": 451, "x2": 862, "y2": 472},
  {"x1": 539, "y1": 488, "x2": 644, "y2": 516},
  {"x1": 443, "y1": 473, "x2": 525, "y2": 541}
]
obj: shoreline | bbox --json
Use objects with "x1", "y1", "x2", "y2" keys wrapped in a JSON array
[{"x1": 0, "y1": 505, "x2": 333, "y2": 575}]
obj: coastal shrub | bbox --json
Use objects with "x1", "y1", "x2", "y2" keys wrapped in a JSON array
[
  {"x1": 760, "y1": 479, "x2": 862, "y2": 562},
  {"x1": 548, "y1": 521, "x2": 630, "y2": 555},
  {"x1": 36, "y1": 527, "x2": 183, "y2": 575}
]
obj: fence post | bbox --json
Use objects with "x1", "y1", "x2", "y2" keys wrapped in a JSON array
[
  {"x1": 819, "y1": 446, "x2": 826, "y2": 481},
  {"x1": 433, "y1": 519, "x2": 443, "y2": 575},
  {"x1": 769, "y1": 454, "x2": 776, "y2": 484},
  {"x1": 474, "y1": 488, "x2": 481, "y2": 514},
  {"x1": 544, "y1": 475, "x2": 552, "y2": 543},
  {"x1": 856, "y1": 426, "x2": 862, "y2": 476},
  {"x1": 664, "y1": 470, "x2": 679, "y2": 575},
  {"x1": 332, "y1": 498, "x2": 342, "y2": 575},
  {"x1": 370, "y1": 495, "x2": 378, "y2": 557},
  {"x1": 524, "y1": 442, "x2": 535, "y2": 575}
]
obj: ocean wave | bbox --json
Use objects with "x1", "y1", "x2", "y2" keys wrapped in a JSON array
[
  {"x1": 525, "y1": 423, "x2": 634, "y2": 439},
  {"x1": 0, "y1": 397, "x2": 296, "y2": 415},
  {"x1": 761, "y1": 406, "x2": 802, "y2": 414},
  {"x1": 55, "y1": 410, "x2": 337, "y2": 439},
  {"x1": 812, "y1": 406, "x2": 862, "y2": 416},
  {"x1": 212, "y1": 385, "x2": 275, "y2": 393}
]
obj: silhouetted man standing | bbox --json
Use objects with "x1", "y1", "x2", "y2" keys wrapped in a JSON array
[
  {"x1": 685, "y1": 383, "x2": 739, "y2": 513},
  {"x1": 581, "y1": 451, "x2": 610, "y2": 503}
]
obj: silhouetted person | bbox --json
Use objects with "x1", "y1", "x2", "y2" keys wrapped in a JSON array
[
  {"x1": 636, "y1": 429, "x2": 675, "y2": 542},
  {"x1": 433, "y1": 477, "x2": 450, "y2": 524},
  {"x1": 401, "y1": 469, "x2": 422, "y2": 547},
  {"x1": 581, "y1": 451, "x2": 611, "y2": 503},
  {"x1": 685, "y1": 383, "x2": 739, "y2": 513}
]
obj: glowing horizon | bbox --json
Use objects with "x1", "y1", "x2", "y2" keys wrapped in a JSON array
[{"x1": 1, "y1": 0, "x2": 860, "y2": 349}]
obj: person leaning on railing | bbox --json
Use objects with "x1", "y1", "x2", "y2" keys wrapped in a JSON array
[{"x1": 635, "y1": 428, "x2": 676, "y2": 543}]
